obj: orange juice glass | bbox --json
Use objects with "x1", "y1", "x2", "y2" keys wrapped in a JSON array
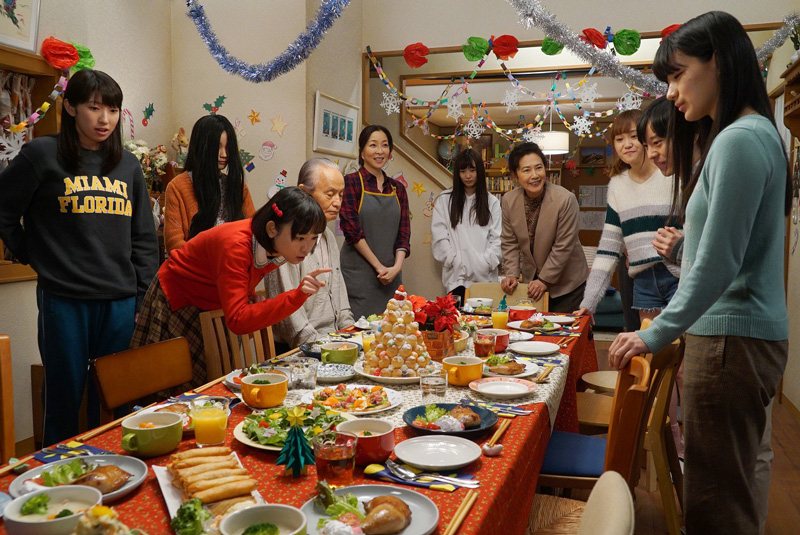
[
  {"x1": 192, "y1": 397, "x2": 229, "y2": 447},
  {"x1": 492, "y1": 308, "x2": 509, "y2": 330},
  {"x1": 361, "y1": 330, "x2": 376, "y2": 353}
]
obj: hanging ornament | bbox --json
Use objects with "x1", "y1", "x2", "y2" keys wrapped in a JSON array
[
  {"x1": 403, "y1": 42, "x2": 429, "y2": 68},
  {"x1": 579, "y1": 28, "x2": 606, "y2": 49},
  {"x1": 613, "y1": 29, "x2": 641, "y2": 55},
  {"x1": 492, "y1": 34, "x2": 519, "y2": 60},
  {"x1": 462, "y1": 36, "x2": 490, "y2": 61},
  {"x1": 41, "y1": 37, "x2": 79, "y2": 70},
  {"x1": 446, "y1": 97, "x2": 465, "y2": 121},
  {"x1": 501, "y1": 88, "x2": 521, "y2": 113},
  {"x1": 617, "y1": 91, "x2": 643, "y2": 111},
  {"x1": 380, "y1": 91, "x2": 402, "y2": 115},
  {"x1": 203, "y1": 95, "x2": 226, "y2": 115},
  {"x1": 464, "y1": 116, "x2": 484, "y2": 139},
  {"x1": 419, "y1": 120, "x2": 430, "y2": 135},
  {"x1": 577, "y1": 82, "x2": 600, "y2": 109},
  {"x1": 571, "y1": 115, "x2": 592, "y2": 136},
  {"x1": 523, "y1": 127, "x2": 543, "y2": 144},
  {"x1": 0, "y1": 131, "x2": 26, "y2": 162},
  {"x1": 541, "y1": 37, "x2": 564, "y2": 55},
  {"x1": 186, "y1": 0, "x2": 351, "y2": 83},
  {"x1": 69, "y1": 42, "x2": 95, "y2": 73},
  {"x1": 142, "y1": 103, "x2": 154, "y2": 127},
  {"x1": 661, "y1": 24, "x2": 681, "y2": 42}
]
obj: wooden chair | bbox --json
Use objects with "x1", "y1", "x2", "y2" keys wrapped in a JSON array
[
  {"x1": 465, "y1": 281, "x2": 549, "y2": 312},
  {"x1": 0, "y1": 335, "x2": 15, "y2": 463},
  {"x1": 538, "y1": 355, "x2": 651, "y2": 492},
  {"x1": 90, "y1": 337, "x2": 193, "y2": 423},
  {"x1": 529, "y1": 471, "x2": 635, "y2": 535},
  {"x1": 199, "y1": 309, "x2": 277, "y2": 381}
]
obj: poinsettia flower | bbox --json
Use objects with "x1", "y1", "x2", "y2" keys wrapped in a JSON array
[
  {"x1": 579, "y1": 28, "x2": 606, "y2": 49},
  {"x1": 408, "y1": 294, "x2": 427, "y2": 312}
]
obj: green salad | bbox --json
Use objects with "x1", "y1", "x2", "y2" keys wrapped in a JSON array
[
  {"x1": 38, "y1": 459, "x2": 96, "y2": 486},
  {"x1": 243, "y1": 404, "x2": 346, "y2": 447},
  {"x1": 485, "y1": 354, "x2": 511, "y2": 366}
]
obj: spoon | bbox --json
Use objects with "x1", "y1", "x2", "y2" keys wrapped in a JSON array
[{"x1": 385, "y1": 459, "x2": 480, "y2": 488}]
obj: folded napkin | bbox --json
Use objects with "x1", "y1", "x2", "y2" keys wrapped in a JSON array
[
  {"x1": 34, "y1": 441, "x2": 112, "y2": 463},
  {"x1": 363, "y1": 463, "x2": 476, "y2": 492}
]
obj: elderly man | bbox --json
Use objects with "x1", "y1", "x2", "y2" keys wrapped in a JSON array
[{"x1": 265, "y1": 158, "x2": 354, "y2": 349}]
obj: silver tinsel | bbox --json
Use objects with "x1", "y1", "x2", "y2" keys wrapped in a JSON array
[
  {"x1": 505, "y1": 0, "x2": 799, "y2": 95},
  {"x1": 186, "y1": 0, "x2": 351, "y2": 83}
]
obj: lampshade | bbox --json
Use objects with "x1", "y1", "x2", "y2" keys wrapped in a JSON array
[{"x1": 538, "y1": 131, "x2": 570, "y2": 155}]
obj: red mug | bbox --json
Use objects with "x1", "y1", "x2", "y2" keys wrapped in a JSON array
[{"x1": 509, "y1": 306, "x2": 536, "y2": 323}]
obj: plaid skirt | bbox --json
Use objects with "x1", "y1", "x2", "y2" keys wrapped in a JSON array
[{"x1": 130, "y1": 275, "x2": 207, "y2": 388}]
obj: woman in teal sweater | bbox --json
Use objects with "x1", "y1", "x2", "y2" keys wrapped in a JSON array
[{"x1": 608, "y1": 12, "x2": 791, "y2": 534}]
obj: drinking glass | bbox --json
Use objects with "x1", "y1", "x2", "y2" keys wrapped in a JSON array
[
  {"x1": 361, "y1": 330, "x2": 376, "y2": 353},
  {"x1": 419, "y1": 368, "x2": 448, "y2": 403},
  {"x1": 191, "y1": 396, "x2": 230, "y2": 447},
  {"x1": 474, "y1": 331, "x2": 496, "y2": 358},
  {"x1": 312, "y1": 430, "x2": 357, "y2": 488},
  {"x1": 492, "y1": 307, "x2": 509, "y2": 330},
  {"x1": 289, "y1": 356, "x2": 319, "y2": 389}
]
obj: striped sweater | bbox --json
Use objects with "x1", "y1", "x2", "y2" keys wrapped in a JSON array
[{"x1": 580, "y1": 169, "x2": 680, "y2": 314}]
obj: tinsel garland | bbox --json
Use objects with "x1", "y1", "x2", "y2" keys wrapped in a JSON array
[
  {"x1": 185, "y1": 0, "x2": 351, "y2": 83},
  {"x1": 505, "y1": 0, "x2": 799, "y2": 95}
]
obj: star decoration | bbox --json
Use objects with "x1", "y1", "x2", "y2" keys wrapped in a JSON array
[
  {"x1": 464, "y1": 116, "x2": 484, "y2": 139},
  {"x1": 286, "y1": 406, "x2": 307, "y2": 427},
  {"x1": 572, "y1": 114, "x2": 593, "y2": 136},
  {"x1": 412, "y1": 181, "x2": 427, "y2": 197},
  {"x1": 380, "y1": 91, "x2": 402, "y2": 115},
  {"x1": 501, "y1": 88, "x2": 521, "y2": 113},
  {"x1": 446, "y1": 97, "x2": 465, "y2": 121},
  {"x1": 577, "y1": 82, "x2": 601, "y2": 109},
  {"x1": 247, "y1": 109, "x2": 261, "y2": 125},
  {"x1": 270, "y1": 115, "x2": 289, "y2": 136},
  {"x1": 617, "y1": 91, "x2": 643, "y2": 111},
  {"x1": 423, "y1": 232, "x2": 432, "y2": 244},
  {"x1": 500, "y1": 166, "x2": 509, "y2": 174},
  {"x1": 0, "y1": 131, "x2": 26, "y2": 162}
]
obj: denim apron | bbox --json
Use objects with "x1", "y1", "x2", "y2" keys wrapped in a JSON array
[{"x1": 340, "y1": 169, "x2": 402, "y2": 318}]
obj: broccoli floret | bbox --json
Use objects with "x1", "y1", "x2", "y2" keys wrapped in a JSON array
[
  {"x1": 171, "y1": 499, "x2": 212, "y2": 535},
  {"x1": 54, "y1": 509, "x2": 74, "y2": 518},
  {"x1": 21, "y1": 494, "x2": 50, "y2": 515},
  {"x1": 242, "y1": 523, "x2": 279, "y2": 535}
]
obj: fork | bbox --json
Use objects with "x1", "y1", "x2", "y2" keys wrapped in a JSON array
[{"x1": 385, "y1": 459, "x2": 480, "y2": 488}]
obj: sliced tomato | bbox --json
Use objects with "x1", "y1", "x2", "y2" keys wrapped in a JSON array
[
  {"x1": 412, "y1": 420, "x2": 426, "y2": 428},
  {"x1": 345, "y1": 395, "x2": 355, "y2": 404},
  {"x1": 338, "y1": 512, "x2": 361, "y2": 528},
  {"x1": 335, "y1": 383, "x2": 347, "y2": 392},
  {"x1": 259, "y1": 420, "x2": 270, "y2": 428},
  {"x1": 426, "y1": 422, "x2": 441, "y2": 430},
  {"x1": 233, "y1": 376, "x2": 243, "y2": 385}
]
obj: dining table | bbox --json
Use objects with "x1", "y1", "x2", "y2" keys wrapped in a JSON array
[{"x1": 0, "y1": 317, "x2": 597, "y2": 535}]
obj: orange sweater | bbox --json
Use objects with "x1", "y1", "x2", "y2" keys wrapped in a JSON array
[{"x1": 163, "y1": 171, "x2": 256, "y2": 253}]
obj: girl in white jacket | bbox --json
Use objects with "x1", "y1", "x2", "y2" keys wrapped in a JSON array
[{"x1": 432, "y1": 148, "x2": 502, "y2": 301}]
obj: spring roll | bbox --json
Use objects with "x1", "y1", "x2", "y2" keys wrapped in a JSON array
[
  {"x1": 171, "y1": 454, "x2": 234, "y2": 471},
  {"x1": 187, "y1": 475, "x2": 251, "y2": 495},
  {"x1": 191, "y1": 479, "x2": 257, "y2": 504},
  {"x1": 174, "y1": 460, "x2": 238, "y2": 480},
  {"x1": 170, "y1": 446, "x2": 231, "y2": 462},
  {"x1": 180, "y1": 468, "x2": 248, "y2": 489}
]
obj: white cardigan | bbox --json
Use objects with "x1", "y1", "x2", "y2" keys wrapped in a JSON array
[{"x1": 431, "y1": 190, "x2": 502, "y2": 292}]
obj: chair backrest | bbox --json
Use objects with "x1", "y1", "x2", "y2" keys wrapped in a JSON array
[
  {"x1": 465, "y1": 281, "x2": 549, "y2": 312},
  {"x1": 603, "y1": 355, "x2": 651, "y2": 489},
  {"x1": 578, "y1": 471, "x2": 635, "y2": 535},
  {"x1": 199, "y1": 309, "x2": 276, "y2": 381},
  {"x1": 0, "y1": 335, "x2": 15, "y2": 463},
  {"x1": 90, "y1": 337, "x2": 193, "y2": 421}
]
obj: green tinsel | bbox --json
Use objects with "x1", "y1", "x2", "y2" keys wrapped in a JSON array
[
  {"x1": 613, "y1": 30, "x2": 641, "y2": 56},
  {"x1": 69, "y1": 42, "x2": 95, "y2": 73},
  {"x1": 541, "y1": 37, "x2": 564, "y2": 56},
  {"x1": 462, "y1": 36, "x2": 490, "y2": 61}
]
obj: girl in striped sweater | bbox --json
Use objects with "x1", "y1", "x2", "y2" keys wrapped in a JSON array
[{"x1": 574, "y1": 109, "x2": 680, "y2": 324}]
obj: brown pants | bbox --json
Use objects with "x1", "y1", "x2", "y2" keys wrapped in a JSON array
[{"x1": 683, "y1": 334, "x2": 787, "y2": 535}]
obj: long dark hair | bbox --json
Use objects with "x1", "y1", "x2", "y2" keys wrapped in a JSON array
[
  {"x1": 251, "y1": 187, "x2": 326, "y2": 254},
  {"x1": 58, "y1": 69, "x2": 123, "y2": 174},
  {"x1": 357, "y1": 125, "x2": 393, "y2": 167},
  {"x1": 653, "y1": 11, "x2": 791, "y2": 218},
  {"x1": 184, "y1": 115, "x2": 246, "y2": 239},
  {"x1": 449, "y1": 148, "x2": 491, "y2": 228}
]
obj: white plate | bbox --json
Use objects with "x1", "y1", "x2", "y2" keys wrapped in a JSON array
[
  {"x1": 301, "y1": 385, "x2": 404, "y2": 415},
  {"x1": 232, "y1": 411, "x2": 356, "y2": 452},
  {"x1": 483, "y1": 359, "x2": 540, "y2": 378},
  {"x1": 301, "y1": 484, "x2": 438, "y2": 535},
  {"x1": 543, "y1": 315, "x2": 574, "y2": 324},
  {"x1": 469, "y1": 377, "x2": 537, "y2": 399},
  {"x1": 9, "y1": 455, "x2": 147, "y2": 502},
  {"x1": 508, "y1": 330, "x2": 534, "y2": 342},
  {"x1": 352, "y1": 360, "x2": 442, "y2": 385},
  {"x1": 508, "y1": 341, "x2": 561, "y2": 356},
  {"x1": 507, "y1": 320, "x2": 562, "y2": 333},
  {"x1": 394, "y1": 435, "x2": 482, "y2": 471},
  {"x1": 317, "y1": 363, "x2": 356, "y2": 383}
]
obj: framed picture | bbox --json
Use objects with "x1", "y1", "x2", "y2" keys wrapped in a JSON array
[
  {"x1": 313, "y1": 90, "x2": 360, "y2": 159},
  {"x1": 580, "y1": 146, "x2": 605, "y2": 166},
  {"x1": 0, "y1": 0, "x2": 41, "y2": 52}
]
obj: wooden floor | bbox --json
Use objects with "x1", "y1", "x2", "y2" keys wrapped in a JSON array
[{"x1": 592, "y1": 335, "x2": 800, "y2": 534}]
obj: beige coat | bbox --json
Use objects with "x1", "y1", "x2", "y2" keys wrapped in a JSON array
[{"x1": 500, "y1": 185, "x2": 588, "y2": 298}]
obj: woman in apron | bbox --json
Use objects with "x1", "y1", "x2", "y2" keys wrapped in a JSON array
[{"x1": 340, "y1": 125, "x2": 411, "y2": 318}]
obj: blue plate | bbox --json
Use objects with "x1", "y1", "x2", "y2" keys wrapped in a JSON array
[{"x1": 402, "y1": 403, "x2": 499, "y2": 438}]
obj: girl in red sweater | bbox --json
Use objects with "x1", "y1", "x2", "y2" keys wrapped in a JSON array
[{"x1": 131, "y1": 186, "x2": 330, "y2": 386}]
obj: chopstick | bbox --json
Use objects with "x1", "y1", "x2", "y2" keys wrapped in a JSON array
[
  {"x1": 194, "y1": 374, "x2": 227, "y2": 393},
  {"x1": 0, "y1": 455, "x2": 35, "y2": 477},
  {"x1": 487, "y1": 419, "x2": 512, "y2": 447},
  {"x1": 535, "y1": 365, "x2": 555, "y2": 383},
  {"x1": 76, "y1": 401, "x2": 159, "y2": 442},
  {"x1": 443, "y1": 489, "x2": 479, "y2": 535}
]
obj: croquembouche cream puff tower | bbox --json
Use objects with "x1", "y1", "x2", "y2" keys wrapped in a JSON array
[{"x1": 362, "y1": 286, "x2": 432, "y2": 378}]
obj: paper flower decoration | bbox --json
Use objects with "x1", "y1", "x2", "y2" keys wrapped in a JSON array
[
  {"x1": 462, "y1": 36, "x2": 490, "y2": 61},
  {"x1": 492, "y1": 34, "x2": 519, "y2": 60},
  {"x1": 403, "y1": 42, "x2": 429, "y2": 68},
  {"x1": 41, "y1": 37, "x2": 79, "y2": 70},
  {"x1": 661, "y1": 24, "x2": 682, "y2": 42},
  {"x1": 541, "y1": 37, "x2": 564, "y2": 55},
  {"x1": 286, "y1": 406, "x2": 307, "y2": 427},
  {"x1": 613, "y1": 30, "x2": 641, "y2": 55},
  {"x1": 580, "y1": 28, "x2": 606, "y2": 49},
  {"x1": 69, "y1": 42, "x2": 95, "y2": 73}
]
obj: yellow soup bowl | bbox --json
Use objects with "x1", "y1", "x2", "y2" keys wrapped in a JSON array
[
  {"x1": 241, "y1": 373, "x2": 288, "y2": 409},
  {"x1": 443, "y1": 355, "x2": 484, "y2": 386}
]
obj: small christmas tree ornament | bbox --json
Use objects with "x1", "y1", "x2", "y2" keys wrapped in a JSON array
[{"x1": 276, "y1": 407, "x2": 315, "y2": 477}]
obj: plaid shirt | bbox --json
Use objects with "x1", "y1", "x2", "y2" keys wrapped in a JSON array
[{"x1": 340, "y1": 167, "x2": 411, "y2": 256}]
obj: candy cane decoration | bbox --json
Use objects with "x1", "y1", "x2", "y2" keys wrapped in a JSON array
[{"x1": 123, "y1": 109, "x2": 134, "y2": 140}]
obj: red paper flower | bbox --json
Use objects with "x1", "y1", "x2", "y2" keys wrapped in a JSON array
[
  {"x1": 492, "y1": 34, "x2": 519, "y2": 60},
  {"x1": 661, "y1": 24, "x2": 681, "y2": 42},
  {"x1": 579, "y1": 28, "x2": 606, "y2": 49},
  {"x1": 403, "y1": 42, "x2": 429, "y2": 69},
  {"x1": 41, "y1": 36, "x2": 79, "y2": 70}
]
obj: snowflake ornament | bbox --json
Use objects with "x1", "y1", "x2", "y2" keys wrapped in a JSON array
[
  {"x1": 577, "y1": 82, "x2": 601, "y2": 109},
  {"x1": 523, "y1": 127, "x2": 544, "y2": 144},
  {"x1": 617, "y1": 91, "x2": 643, "y2": 111},
  {"x1": 0, "y1": 131, "x2": 25, "y2": 162},
  {"x1": 571, "y1": 114, "x2": 593, "y2": 136},
  {"x1": 501, "y1": 88, "x2": 521, "y2": 113},
  {"x1": 380, "y1": 91, "x2": 402, "y2": 115},
  {"x1": 446, "y1": 97, "x2": 465, "y2": 121},
  {"x1": 464, "y1": 116, "x2": 484, "y2": 139},
  {"x1": 419, "y1": 120, "x2": 430, "y2": 135}
]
